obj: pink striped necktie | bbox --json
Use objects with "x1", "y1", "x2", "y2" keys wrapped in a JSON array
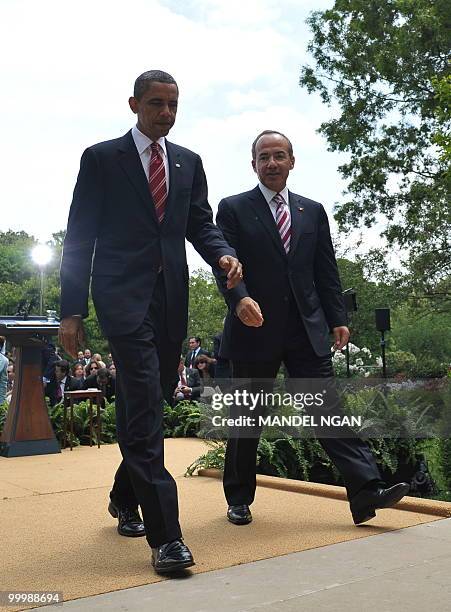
[
  {"x1": 273, "y1": 193, "x2": 291, "y2": 253},
  {"x1": 149, "y1": 142, "x2": 167, "y2": 223}
]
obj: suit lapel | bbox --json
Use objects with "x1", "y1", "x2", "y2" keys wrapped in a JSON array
[
  {"x1": 117, "y1": 131, "x2": 159, "y2": 225},
  {"x1": 247, "y1": 186, "x2": 286, "y2": 257},
  {"x1": 160, "y1": 142, "x2": 182, "y2": 229},
  {"x1": 288, "y1": 192, "x2": 308, "y2": 257}
]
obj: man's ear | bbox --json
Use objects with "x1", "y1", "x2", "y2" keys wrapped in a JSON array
[
  {"x1": 290, "y1": 156, "x2": 295, "y2": 170},
  {"x1": 252, "y1": 159, "x2": 257, "y2": 173},
  {"x1": 129, "y1": 96, "x2": 138, "y2": 114}
]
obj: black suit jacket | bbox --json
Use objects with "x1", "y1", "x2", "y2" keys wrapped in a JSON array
[
  {"x1": 46, "y1": 375, "x2": 82, "y2": 406},
  {"x1": 216, "y1": 186, "x2": 347, "y2": 360},
  {"x1": 184, "y1": 348, "x2": 210, "y2": 368},
  {"x1": 60, "y1": 131, "x2": 235, "y2": 341},
  {"x1": 83, "y1": 374, "x2": 116, "y2": 401},
  {"x1": 175, "y1": 368, "x2": 203, "y2": 401}
]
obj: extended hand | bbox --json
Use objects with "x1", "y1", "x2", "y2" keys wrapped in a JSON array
[
  {"x1": 236, "y1": 297, "x2": 264, "y2": 327},
  {"x1": 218, "y1": 255, "x2": 243, "y2": 289},
  {"x1": 58, "y1": 316, "x2": 86, "y2": 359},
  {"x1": 333, "y1": 326, "x2": 350, "y2": 351}
]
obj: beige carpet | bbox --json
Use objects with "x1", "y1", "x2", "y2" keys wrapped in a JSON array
[{"x1": 0, "y1": 439, "x2": 450, "y2": 611}]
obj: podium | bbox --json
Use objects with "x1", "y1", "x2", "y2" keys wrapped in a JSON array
[{"x1": 0, "y1": 316, "x2": 61, "y2": 457}]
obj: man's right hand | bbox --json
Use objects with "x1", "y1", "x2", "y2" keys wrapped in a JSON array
[
  {"x1": 236, "y1": 297, "x2": 264, "y2": 327},
  {"x1": 58, "y1": 316, "x2": 86, "y2": 359}
]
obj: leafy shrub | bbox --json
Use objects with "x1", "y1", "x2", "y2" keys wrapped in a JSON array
[{"x1": 385, "y1": 350, "x2": 417, "y2": 376}]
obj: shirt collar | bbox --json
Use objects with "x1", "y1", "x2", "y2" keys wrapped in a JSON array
[
  {"x1": 258, "y1": 182, "x2": 289, "y2": 206},
  {"x1": 132, "y1": 125, "x2": 167, "y2": 157}
]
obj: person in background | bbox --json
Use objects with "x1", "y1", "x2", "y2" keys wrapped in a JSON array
[
  {"x1": 0, "y1": 337, "x2": 8, "y2": 405},
  {"x1": 83, "y1": 367, "x2": 116, "y2": 402},
  {"x1": 184, "y1": 337, "x2": 210, "y2": 368},
  {"x1": 83, "y1": 349, "x2": 92, "y2": 366},
  {"x1": 173, "y1": 357, "x2": 203, "y2": 403},
  {"x1": 85, "y1": 361, "x2": 100, "y2": 379},
  {"x1": 6, "y1": 363, "x2": 15, "y2": 394},
  {"x1": 108, "y1": 362, "x2": 116, "y2": 378},
  {"x1": 46, "y1": 360, "x2": 82, "y2": 406},
  {"x1": 194, "y1": 354, "x2": 216, "y2": 386},
  {"x1": 92, "y1": 352, "x2": 103, "y2": 363},
  {"x1": 71, "y1": 362, "x2": 85, "y2": 381}
]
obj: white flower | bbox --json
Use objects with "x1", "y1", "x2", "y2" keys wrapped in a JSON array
[
  {"x1": 361, "y1": 347, "x2": 370, "y2": 354},
  {"x1": 355, "y1": 358, "x2": 364, "y2": 366},
  {"x1": 364, "y1": 371, "x2": 370, "y2": 377},
  {"x1": 375, "y1": 357, "x2": 383, "y2": 367},
  {"x1": 348, "y1": 343, "x2": 360, "y2": 354}
]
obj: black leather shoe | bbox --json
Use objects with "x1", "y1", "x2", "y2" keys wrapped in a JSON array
[
  {"x1": 350, "y1": 482, "x2": 410, "y2": 525},
  {"x1": 108, "y1": 500, "x2": 146, "y2": 537},
  {"x1": 227, "y1": 504, "x2": 252, "y2": 525},
  {"x1": 151, "y1": 539, "x2": 195, "y2": 574}
]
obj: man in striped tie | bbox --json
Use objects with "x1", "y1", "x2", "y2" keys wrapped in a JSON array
[
  {"x1": 215, "y1": 130, "x2": 409, "y2": 528},
  {"x1": 59, "y1": 70, "x2": 243, "y2": 575}
]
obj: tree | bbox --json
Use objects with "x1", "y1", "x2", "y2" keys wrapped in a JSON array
[
  {"x1": 186, "y1": 269, "x2": 227, "y2": 354},
  {"x1": 300, "y1": 0, "x2": 450, "y2": 308}
]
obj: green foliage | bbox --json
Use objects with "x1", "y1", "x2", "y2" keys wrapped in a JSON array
[
  {"x1": 385, "y1": 350, "x2": 417, "y2": 376},
  {"x1": 186, "y1": 269, "x2": 227, "y2": 353},
  {"x1": 0, "y1": 401, "x2": 8, "y2": 434},
  {"x1": 185, "y1": 439, "x2": 226, "y2": 476},
  {"x1": 300, "y1": 0, "x2": 450, "y2": 308},
  {"x1": 163, "y1": 400, "x2": 205, "y2": 438}
]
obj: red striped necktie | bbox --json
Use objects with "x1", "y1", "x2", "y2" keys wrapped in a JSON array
[
  {"x1": 149, "y1": 142, "x2": 167, "y2": 223},
  {"x1": 273, "y1": 193, "x2": 291, "y2": 253}
]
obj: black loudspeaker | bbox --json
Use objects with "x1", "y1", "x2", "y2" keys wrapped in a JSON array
[
  {"x1": 375, "y1": 308, "x2": 391, "y2": 331},
  {"x1": 343, "y1": 289, "x2": 357, "y2": 313}
]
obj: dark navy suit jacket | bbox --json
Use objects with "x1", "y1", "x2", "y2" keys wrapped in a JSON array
[
  {"x1": 216, "y1": 186, "x2": 347, "y2": 360},
  {"x1": 60, "y1": 131, "x2": 235, "y2": 341}
]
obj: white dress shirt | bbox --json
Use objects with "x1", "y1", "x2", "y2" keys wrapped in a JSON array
[
  {"x1": 258, "y1": 182, "x2": 291, "y2": 225},
  {"x1": 131, "y1": 125, "x2": 170, "y2": 190}
]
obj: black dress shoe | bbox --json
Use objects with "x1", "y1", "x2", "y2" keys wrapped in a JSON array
[
  {"x1": 227, "y1": 504, "x2": 252, "y2": 525},
  {"x1": 108, "y1": 500, "x2": 146, "y2": 537},
  {"x1": 350, "y1": 482, "x2": 410, "y2": 525},
  {"x1": 151, "y1": 539, "x2": 195, "y2": 574}
]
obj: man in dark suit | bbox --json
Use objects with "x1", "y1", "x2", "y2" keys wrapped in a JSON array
[
  {"x1": 58, "y1": 70, "x2": 242, "y2": 574},
  {"x1": 184, "y1": 336, "x2": 210, "y2": 368},
  {"x1": 46, "y1": 360, "x2": 82, "y2": 406},
  {"x1": 216, "y1": 130, "x2": 409, "y2": 527},
  {"x1": 173, "y1": 357, "x2": 203, "y2": 403}
]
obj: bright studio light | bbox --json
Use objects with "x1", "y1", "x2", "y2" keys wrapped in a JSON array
[{"x1": 31, "y1": 244, "x2": 52, "y2": 267}]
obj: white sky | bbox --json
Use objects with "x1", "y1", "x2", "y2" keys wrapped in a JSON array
[{"x1": 0, "y1": 0, "x2": 384, "y2": 270}]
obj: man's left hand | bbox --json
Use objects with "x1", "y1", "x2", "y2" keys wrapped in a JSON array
[
  {"x1": 218, "y1": 256, "x2": 243, "y2": 289},
  {"x1": 333, "y1": 326, "x2": 350, "y2": 351}
]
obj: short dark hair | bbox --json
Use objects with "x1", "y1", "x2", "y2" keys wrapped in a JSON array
[
  {"x1": 96, "y1": 368, "x2": 111, "y2": 382},
  {"x1": 251, "y1": 130, "x2": 293, "y2": 160},
  {"x1": 56, "y1": 360, "x2": 70, "y2": 376},
  {"x1": 134, "y1": 70, "x2": 178, "y2": 99},
  {"x1": 189, "y1": 336, "x2": 201, "y2": 345}
]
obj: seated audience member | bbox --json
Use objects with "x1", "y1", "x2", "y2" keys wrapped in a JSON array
[
  {"x1": 85, "y1": 360, "x2": 100, "y2": 378},
  {"x1": 194, "y1": 354, "x2": 216, "y2": 385},
  {"x1": 0, "y1": 337, "x2": 8, "y2": 405},
  {"x1": 75, "y1": 350, "x2": 85, "y2": 364},
  {"x1": 71, "y1": 362, "x2": 85, "y2": 381},
  {"x1": 92, "y1": 352, "x2": 103, "y2": 363},
  {"x1": 173, "y1": 357, "x2": 203, "y2": 404},
  {"x1": 83, "y1": 367, "x2": 116, "y2": 401},
  {"x1": 46, "y1": 360, "x2": 82, "y2": 406},
  {"x1": 108, "y1": 362, "x2": 116, "y2": 378},
  {"x1": 6, "y1": 362, "x2": 15, "y2": 393}
]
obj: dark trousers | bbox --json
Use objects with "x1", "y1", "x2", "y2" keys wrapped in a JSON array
[
  {"x1": 223, "y1": 299, "x2": 382, "y2": 506},
  {"x1": 108, "y1": 275, "x2": 182, "y2": 548}
]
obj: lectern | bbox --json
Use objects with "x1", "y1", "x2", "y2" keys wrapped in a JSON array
[{"x1": 0, "y1": 316, "x2": 60, "y2": 457}]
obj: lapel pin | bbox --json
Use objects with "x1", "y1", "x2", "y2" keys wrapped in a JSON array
[
  {"x1": 175, "y1": 162, "x2": 181, "y2": 168},
  {"x1": 298, "y1": 207, "x2": 304, "y2": 212}
]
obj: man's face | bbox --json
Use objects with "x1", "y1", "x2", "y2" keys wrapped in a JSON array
[
  {"x1": 129, "y1": 82, "x2": 178, "y2": 141},
  {"x1": 78, "y1": 351, "x2": 84, "y2": 360},
  {"x1": 7, "y1": 365, "x2": 14, "y2": 382},
  {"x1": 84, "y1": 349, "x2": 91, "y2": 359},
  {"x1": 188, "y1": 338, "x2": 199, "y2": 350},
  {"x1": 55, "y1": 366, "x2": 65, "y2": 382},
  {"x1": 252, "y1": 133, "x2": 295, "y2": 193},
  {"x1": 178, "y1": 358, "x2": 184, "y2": 373}
]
